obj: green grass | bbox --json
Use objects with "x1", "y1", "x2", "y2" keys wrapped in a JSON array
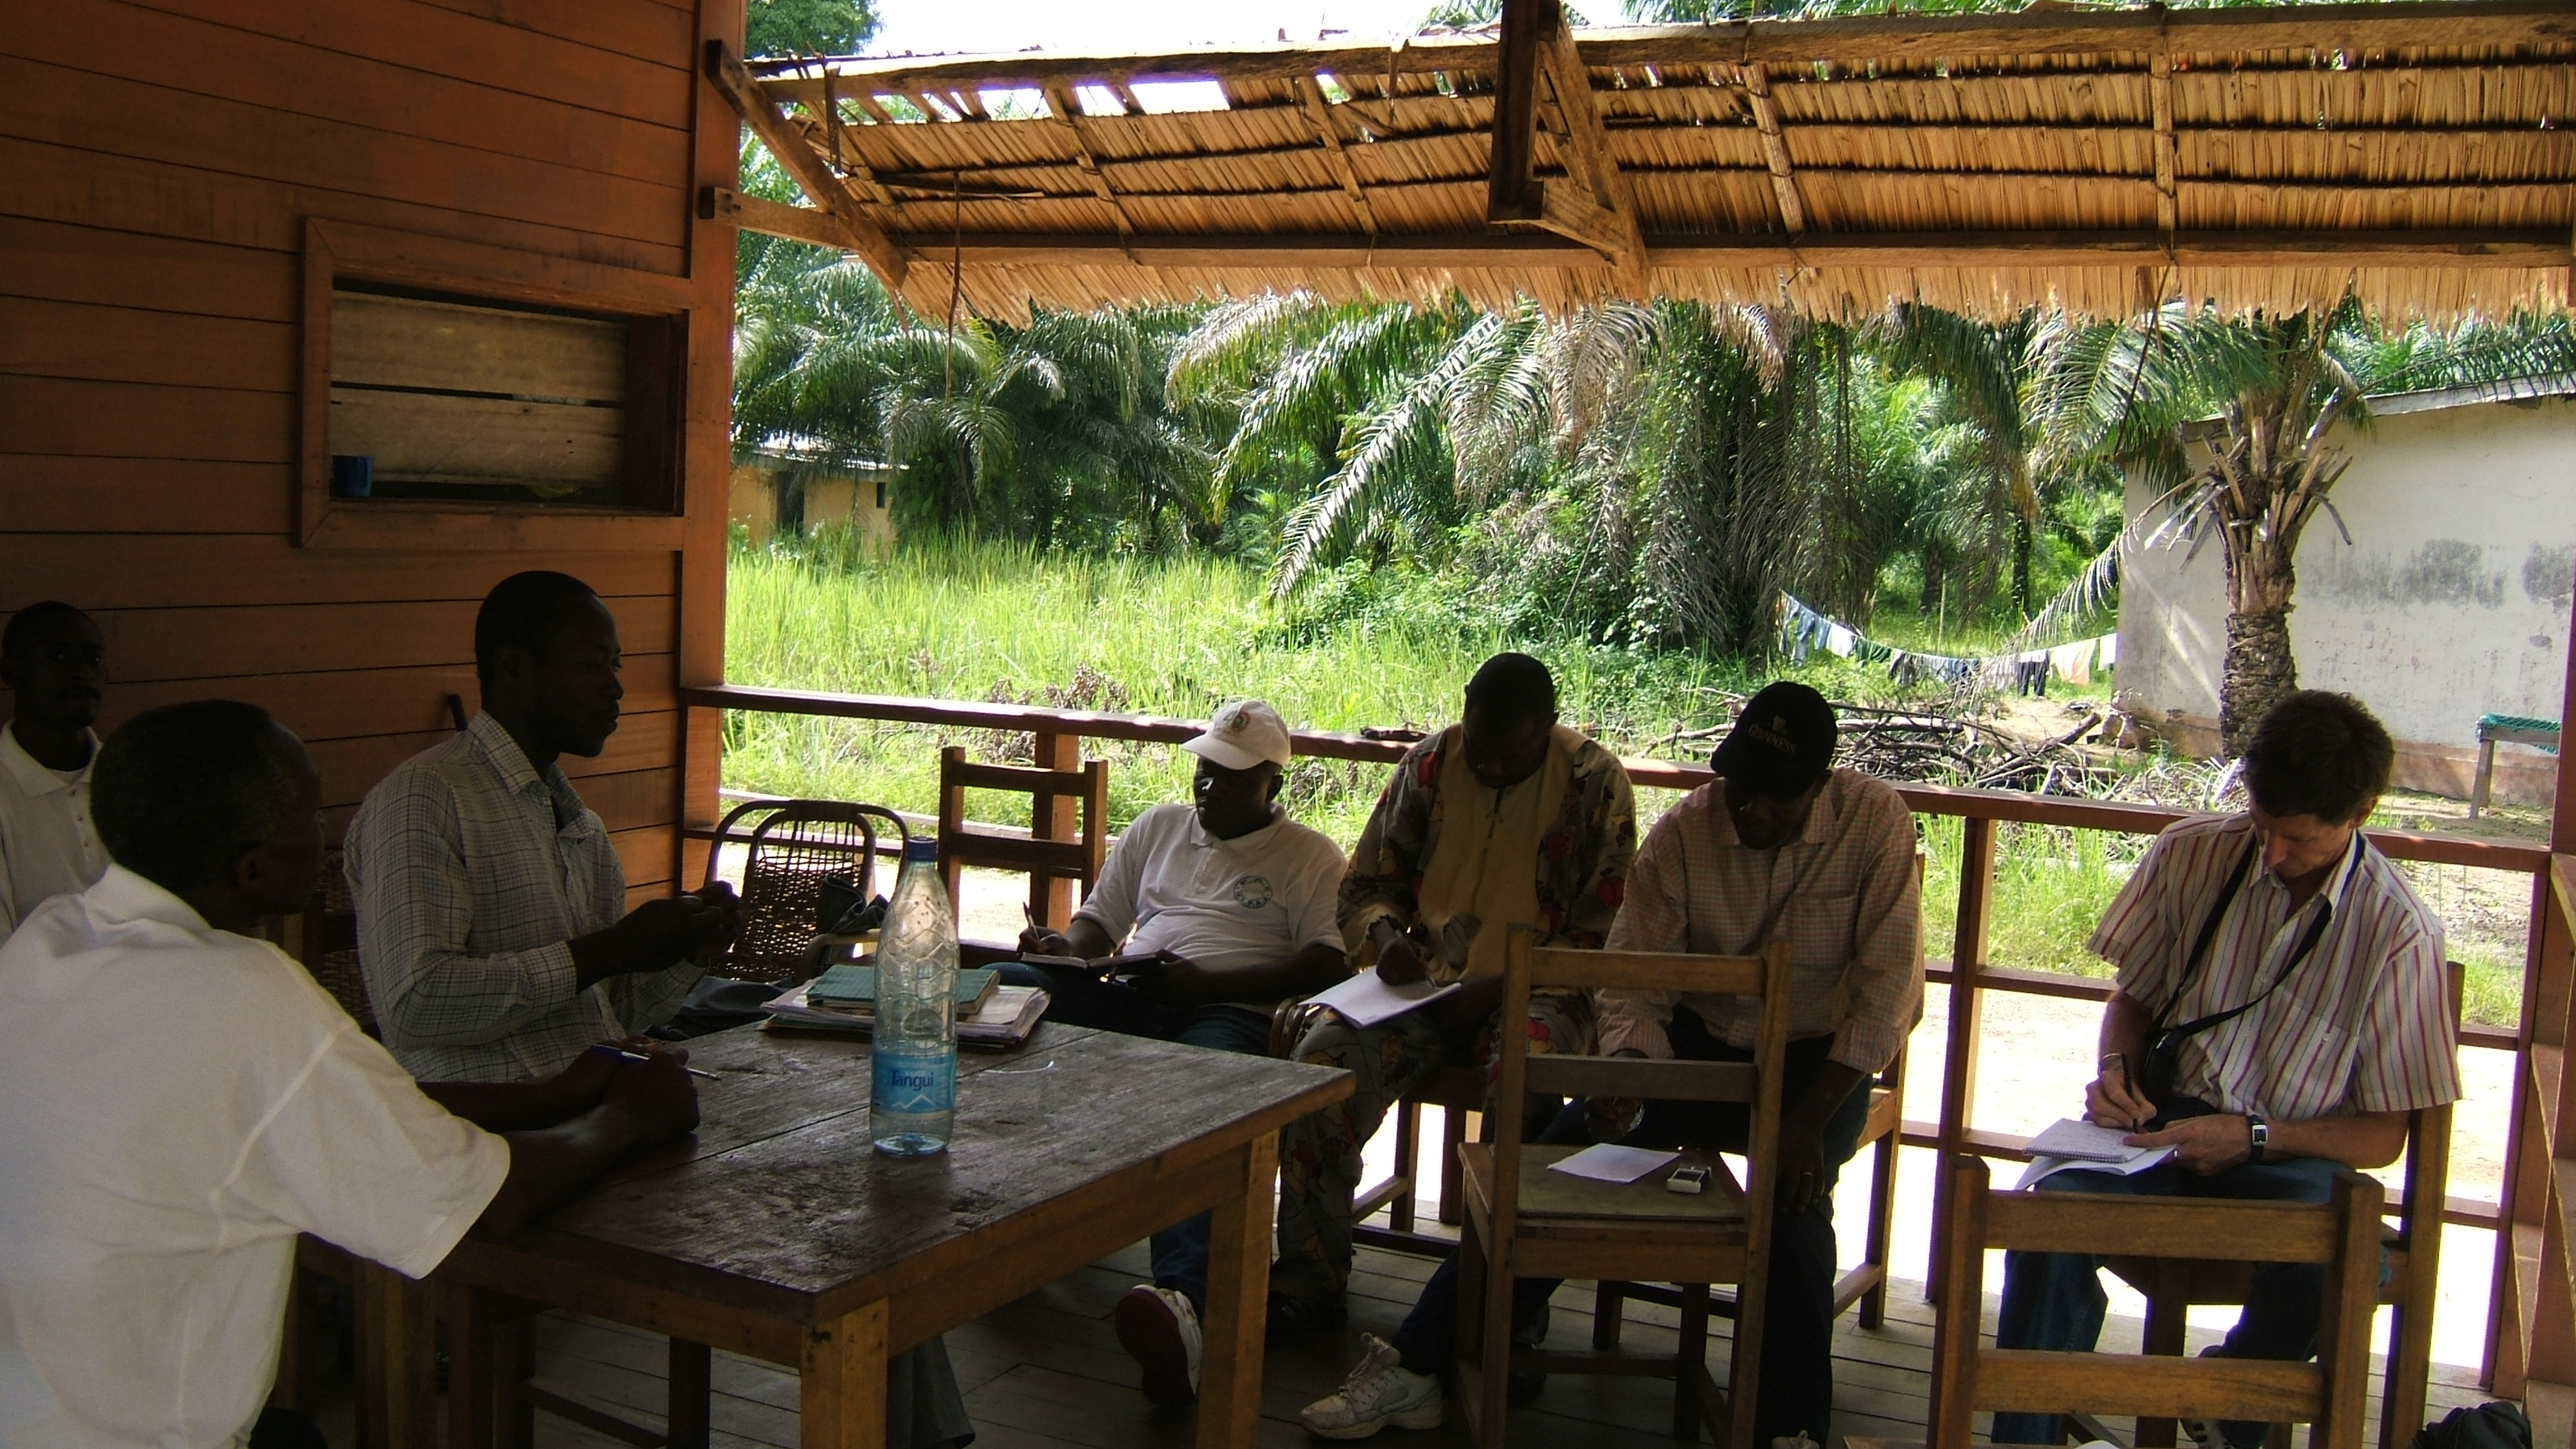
[{"x1": 719, "y1": 533, "x2": 2521, "y2": 1026}]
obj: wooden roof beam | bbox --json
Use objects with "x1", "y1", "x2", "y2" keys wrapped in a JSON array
[
  {"x1": 1296, "y1": 77, "x2": 1378, "y2": 235},
  {"x1": 882, "y1": 228, "x2": 2573, "y2": 272},
  {"x1": 1489, "y1": 0, "x2": 1646, "y2": 291},
  {"x1": 706, "y1": 40, "x2": 908, "y2": 288},
  {"x1": 1740, "y1": 62, "x2": 1807, "y2": 238},
  {"x1": 749, "y1": 2, "x2": 2576, "y2": 93},
  {"x1": 2150, "y1": 48, "x2": 2177, "y2": 245},
  {"x1": 1041, "y1": 84, "x2": 1139, "y2": 238}
]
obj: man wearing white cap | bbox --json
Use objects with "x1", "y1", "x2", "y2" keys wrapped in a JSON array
[{"x1": 1011, "y1": 699, "x2": 1350, "y2": 1406}]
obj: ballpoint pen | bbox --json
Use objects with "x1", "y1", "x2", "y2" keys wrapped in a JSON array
[{"x1": 588, "y1": 1043, "x2": 718, "y2": 1080}]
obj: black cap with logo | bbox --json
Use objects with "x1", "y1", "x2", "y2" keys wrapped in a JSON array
[{"x1": 1709, "y1": 681, "x2": 1839, "y2": 798}]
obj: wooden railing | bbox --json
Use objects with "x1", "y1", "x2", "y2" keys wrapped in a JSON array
[{"x1": 682, "y1": 682, "x2": 2558, "y2": 1392}]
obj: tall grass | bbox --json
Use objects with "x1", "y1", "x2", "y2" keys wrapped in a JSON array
[
  {"x1": 720, "y1": 531, "x2": 2521, "y2": 1024},
  {"x1": 725, "y1": 530, "x2": 1769, "y2": 843}
]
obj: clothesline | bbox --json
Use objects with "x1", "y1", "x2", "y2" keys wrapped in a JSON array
[{"x1": 1777, "y1": 593, "x2": 2116, "y2": 688}]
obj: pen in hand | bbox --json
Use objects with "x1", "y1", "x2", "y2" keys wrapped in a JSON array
[{"x1": 589, "y1": 1043, "x2": 717, "y2": 1080}]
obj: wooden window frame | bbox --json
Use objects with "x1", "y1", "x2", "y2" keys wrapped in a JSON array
[{"x1": 298, "y1": 219, "x2": 693, "y2": 550}]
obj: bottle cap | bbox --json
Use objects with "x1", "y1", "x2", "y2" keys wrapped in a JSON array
[{"x1": 902, "y1": 836, "x2": 939, "y2": 865}]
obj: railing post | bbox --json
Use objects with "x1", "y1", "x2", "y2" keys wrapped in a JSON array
[
  {"x1": 1030, "y1": 730, "x2": 1079, "y2": 931},
  {"x1": 1928, "y1": 814, "x2": 1997, "y2": 1302}
]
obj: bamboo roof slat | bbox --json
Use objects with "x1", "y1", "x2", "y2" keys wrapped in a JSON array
[{"x1": 730, "y1": 2, "x2": 2576, "y2": 323}]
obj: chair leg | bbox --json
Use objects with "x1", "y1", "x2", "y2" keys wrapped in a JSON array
[
  {"x1": 495, "y1": 1306, "x2": 538, "y2": 1449},
  {"x1": 1391, "y1": 1098, "x2": 1422, "y2": 1233},
  {"x1": 1594, "y1": 1282, "x2": 1626, "y2": 1350},
  {"x1": 1674, "y1": 1282, "x2": 1710, "y2": 1444},
  {"x1": 1455, "y1": 1215, "x2": 1497, "y2": 1444},
  {"x1": 2136, "y1": 1289, "x2": 2188, "y2": 1449},
  {"x1": 1859, "y1": 1126, "x2": 1901, "y2": 1330},
  {"x1": 1439, "y1": 1108, "x2": 1468, "y2": 1228},
  {"x1": 2380, "y1": 1297, "x2": 2431, "y2": 1449},
  {"x1": 667, "y1": 1338, "x2": 712, "y2": 1449}
]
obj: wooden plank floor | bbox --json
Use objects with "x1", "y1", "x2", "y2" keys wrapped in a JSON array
[{"x1": 300, "y1": 1236, "x2": 2499, "y2": 1448}]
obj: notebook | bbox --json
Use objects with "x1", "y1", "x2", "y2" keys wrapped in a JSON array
[{"x1": 806, "y1": 964, "x2": 1000, "y2": 1016}]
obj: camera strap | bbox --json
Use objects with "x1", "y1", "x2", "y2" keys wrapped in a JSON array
[{"x1": 2153, "y1": 833, "x2": 2340, "y2": 1044}]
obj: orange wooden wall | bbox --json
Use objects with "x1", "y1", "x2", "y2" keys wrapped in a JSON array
[{"x1": 0, "y1": 0, "x2": 737, "y2": 906}]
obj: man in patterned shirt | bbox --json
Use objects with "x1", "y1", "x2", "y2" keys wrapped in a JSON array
[
  {"x1": 346, "y1": 571, "x2": 741, "y2": 1083},
  {"x1": 1992, "y1": 691, "x2": 2460, "y2": 1449},
  {"x1": 1272, "y1": 652, "x2": 1637, "y2": 1340},
  {"x1": 1301, "y1": 680, "x2": 1920, "y2": 1443}
]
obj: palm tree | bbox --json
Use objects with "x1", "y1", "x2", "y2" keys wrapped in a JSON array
[{"x1": 2036, "y1": 298, "x2": 2576, "y2": 754}]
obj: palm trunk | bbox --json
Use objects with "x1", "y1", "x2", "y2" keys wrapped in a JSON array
[
  {"x1": 2219, "y1": 600, "x2": 2297, "y2": 758},
  {"x1": 2011, "y1": 511, "x2": 2034, "y2": 619}
]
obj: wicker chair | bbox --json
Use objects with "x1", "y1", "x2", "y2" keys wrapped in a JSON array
[
  {"x1": 704, "y1": 798, "x2": 910, "y2": 984},
  {"x1": 283, "y1": 845, "x2": 373, "y2": 1032}
]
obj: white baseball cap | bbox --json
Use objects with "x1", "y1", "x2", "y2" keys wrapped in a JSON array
[{"x1": 1183, "y1": 699, "x2": 1293, "y2": 771}]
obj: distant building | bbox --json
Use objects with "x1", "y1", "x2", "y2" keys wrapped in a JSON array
[
  {"x1": 728, "y1": 443, "x2": 897, "y2": 549},
  {"x1": 2117, "y1": 377, "x2": 2575, "y2": 806}
]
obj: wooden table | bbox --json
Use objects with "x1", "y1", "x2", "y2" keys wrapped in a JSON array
[{"x1": 373, "y1": 1022, "x2": 1348, "y2": 1449}]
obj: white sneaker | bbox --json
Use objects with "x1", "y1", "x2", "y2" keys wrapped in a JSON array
[
  {"x1": 1115, "y1": 1285, "x2": 1202, "y2": 1405},
  {"x1": 1300, "y1": 1333, "x2": 1444, "y2": 1440}
]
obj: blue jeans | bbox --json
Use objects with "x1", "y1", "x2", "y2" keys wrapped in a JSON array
[
  {"x1": 1989, "y1": 1154, "x2": 2347, "y2": 1449},
  {"x1": 1391, "y1": 1013, "x2": 1874, "y2": 1448},
  {"x1": 998, "y1": 961, "x2": 1272, "y2": 1313}
]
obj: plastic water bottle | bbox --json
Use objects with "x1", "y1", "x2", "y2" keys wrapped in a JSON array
[{"x1": 871, "y1": 838, "x2": 958, "y2": 1156}]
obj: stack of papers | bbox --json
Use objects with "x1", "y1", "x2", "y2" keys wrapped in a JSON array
[
  {"x1": 1307, "y1": 969, "x2": 1462, "y2": 1028},
  {"x1": 2016, "y1": 1117, "x2": 2175, "y2": 1189},
  {"x1": 806, "y1": 964, "x2": 1000, "y2": 1017},
  {"x1": 764, "y1": 981, "x2": 1050, "y2": 1048}
]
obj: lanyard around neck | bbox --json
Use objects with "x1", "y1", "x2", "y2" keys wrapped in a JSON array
[{"x1": 2157, "y1": 832, "x2": 2341, "y2": 1037}]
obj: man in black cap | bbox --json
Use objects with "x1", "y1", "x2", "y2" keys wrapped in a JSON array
[{"x1": 1300, "y1": 682, "x2": 1922, "y2": 1443}]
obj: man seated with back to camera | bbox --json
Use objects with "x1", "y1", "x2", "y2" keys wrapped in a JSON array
[
  {"x1": 0, "y1": 602, "x2": 112, "y2": 939},
  {"x1": 1299, "y1": 682, "x2": 1922, "y2": 1443},
  {"x1": 1991, "y1": 690, "x2": 2460, "y2": 1449},
  {"x1": 0, "y1": 700, "x2": 703, "y2": 1449},
  {"x1": 1007, "y1": 700, "x2": 1350, "y2": 1406}
]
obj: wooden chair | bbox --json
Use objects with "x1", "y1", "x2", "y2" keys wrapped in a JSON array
[
  {"x1": 934, "y1": 745, "x2": 1107, "y2": 930},
  {"x1": 1848, "y1": 1153, "x2": 2384, "y2": 1449},
  {"x1": 2112, "y1": 961, "x2": 2464, "y2": 1449},
  {"x1": 703, "y1": 797, "x2": 909, "y2": 982},
  {"x1": 1595, "y1": 853, "x2": 1927, "y2": 1340},
  {"x1": 1455, "y1": 931, "x2": 1797, "y2": 1447}
]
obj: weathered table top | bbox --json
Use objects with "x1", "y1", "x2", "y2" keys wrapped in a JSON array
[{"x1": 454, "y1": 1021, "x2": 1350, "y2": 1333}]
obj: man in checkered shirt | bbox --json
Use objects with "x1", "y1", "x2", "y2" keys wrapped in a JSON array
[
  {"x1": 345, "y1": 571, "x2": 741, "y2": 1084},
  {"x1": 1992, "y1": 691, "x2": 2460, "y2": 1449}
]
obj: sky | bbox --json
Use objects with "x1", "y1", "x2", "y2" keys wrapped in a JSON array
[{"x1": 864, "y1": 0, "x2": 1444, "y2": 58}]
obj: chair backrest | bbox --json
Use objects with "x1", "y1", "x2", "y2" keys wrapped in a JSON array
[
  {"x1": 708, "y1": 799, "x2": 909, "y2": 984},
  {"x1": 935, "y1": 745, "x2": 1108, "y2": 929},
  {"x1": 1929, "y1": 1154, "x2": 2386, "y2": 1449},
  {"x1": 279, "y1": 844, "x2": 374, "y2": 1030}
]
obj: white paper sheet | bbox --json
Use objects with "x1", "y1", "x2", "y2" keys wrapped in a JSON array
[
  {"x1": 2027, "y1": 1117, "x2": 2155, "y2": 1162},
  {"x1": 1545, "y1": 1143, "x2": 1684, "y2": 1185},
  {"x1": 2015, "y1": 1141, "x2": 2175, "y2": 1190},
  {"x1": 1307, "y1": 968, "x2": 1462, "y2": 1028}
]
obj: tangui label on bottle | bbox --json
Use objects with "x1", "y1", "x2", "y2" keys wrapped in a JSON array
[{"x1": 874, "y1": 1049, "x2": 956, "y2": 1115}]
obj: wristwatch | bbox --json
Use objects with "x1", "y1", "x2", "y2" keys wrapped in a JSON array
[{"x1": 2246, "y1": 1114, "x2": 2270, "y2": 1165}]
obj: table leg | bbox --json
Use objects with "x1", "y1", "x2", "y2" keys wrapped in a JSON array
[
  {"x1": 352, "y1": 1257, "x2": 437, "y2": 1449},
  {"x1": 1195, "y1": 1130, "x2": 1278, "y2": 1449},
  {"x1": 800, "y1": 1300, "x2": 889, "y2": 1449},
  {"x1": 669, "y1": 1338, "x2": 713, "y2": 1449},
  {"x1": 441, "y1": 1282, "x2": 497, "y2": 1449}
]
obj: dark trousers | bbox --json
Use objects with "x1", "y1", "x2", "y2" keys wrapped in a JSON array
[
  {"x1": 1391, "y1": 1010, "x2": 1872, "y2": 1447},
  {"x1": 1989, "y1": 1154, "x2": 2347, "y2": 1449},
  {"x1": 997, "y1": 961, "x2": 1272, "y2": 1313}
]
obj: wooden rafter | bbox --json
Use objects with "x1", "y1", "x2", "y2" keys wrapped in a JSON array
[
  {"x1": 880, "y1": 227, "x2": 2571, "y2": 271},
  {"x1": 1041, "y1": 85, "x2": 1138, "y2": 238},
  {"x1": 1297, "y1": 77, "x2": 1378, "y2": 236},
  {"x1": 2150, "y1": 49, "x2": 2179, "y2": 244},
  {"x1": 704, "y1": 40, "x2": 908, "y2": 286},
  {"x1": 750, "y1": 3, "x2": 2576, "y2": 95},
  {"x1": 1489, "y1": 0, "x2": 1646, "y2": 290},
  {"x1": 1740, "y1": 62, "x2": 1808, "y2": 237}
]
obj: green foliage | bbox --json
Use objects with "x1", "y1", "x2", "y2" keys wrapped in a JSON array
[{"x1": 745, "y1": 0, "x2": 878, "y2": 58}]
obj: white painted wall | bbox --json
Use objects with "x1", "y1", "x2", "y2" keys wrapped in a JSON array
[{"x1": 2117, "y1": 394, "x2": 2576, "y2": 752}]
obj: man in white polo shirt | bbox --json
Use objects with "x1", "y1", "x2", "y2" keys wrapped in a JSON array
[
  {"x1": 0, "y1": 700, "x2": 700, "y2": 1449},
  {"x1": 0, "y1": 601, "x2": 111, "y2": 935},
  {"x1": 1011, "y1": 699, "x2": 1350, "y2": 1406}
]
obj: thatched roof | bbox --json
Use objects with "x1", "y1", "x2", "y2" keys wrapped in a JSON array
[{"x1": 717, "y1": 1, "x2": 2576, "y2": 324}]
